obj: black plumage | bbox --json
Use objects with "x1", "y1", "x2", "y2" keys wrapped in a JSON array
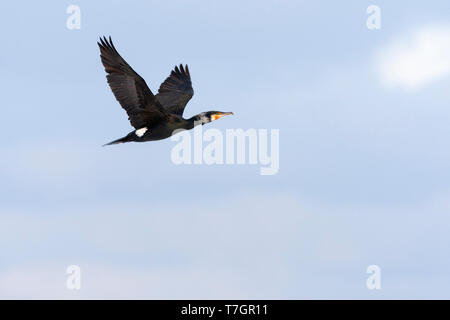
[{"x1": 98, "y1": 36, "x2": 233, "y2": 146}]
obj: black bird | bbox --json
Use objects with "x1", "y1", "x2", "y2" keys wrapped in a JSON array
[{"x1": 98, "y1": 36, "x2": 233, "y2": 146}]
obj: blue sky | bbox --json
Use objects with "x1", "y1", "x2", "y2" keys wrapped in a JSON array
[{"x1": 1, "y1": 0, "x2": 450, "y2": 298}]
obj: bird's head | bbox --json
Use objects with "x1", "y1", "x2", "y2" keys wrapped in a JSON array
[{"x1": 195, "y1": 111, "x2": 234, "y2": 125}]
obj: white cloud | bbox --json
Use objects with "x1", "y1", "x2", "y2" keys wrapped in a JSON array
[{"x1": 375, "y1": 24, "x2": 450, "y2": 90}]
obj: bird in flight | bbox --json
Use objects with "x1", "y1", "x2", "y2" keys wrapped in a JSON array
[{"x1": 98, "y1": 36, "x2": 233, "y2": 146}]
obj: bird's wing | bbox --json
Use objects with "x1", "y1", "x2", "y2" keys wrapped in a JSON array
[
  {"x1": 98, "y1": 36, "x2": 168, "y2": 129},
  {"x1": 156, "y1": 64, "x2": 194, "y2": 116}
]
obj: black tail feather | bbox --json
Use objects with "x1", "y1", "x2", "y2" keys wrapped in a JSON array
[{"x1": 102, "y1": 135, "x2": 132, "y2": 146}]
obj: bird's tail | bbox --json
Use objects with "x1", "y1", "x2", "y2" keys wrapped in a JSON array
[{"x1": 102, "y1": 134, "x2": 132, "y2": 146}]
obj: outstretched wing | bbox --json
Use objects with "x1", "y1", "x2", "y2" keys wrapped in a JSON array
[
  {"x1": 156, "y1": 64, "x2": 194, "y2": 116},
  {"x1": 98, "y1": 36, "x2": 168, "y2": 129}
]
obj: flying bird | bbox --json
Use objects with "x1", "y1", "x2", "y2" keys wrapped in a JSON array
[{"x1": 98, "y1": 36, "x2": 233, "y2": 146}]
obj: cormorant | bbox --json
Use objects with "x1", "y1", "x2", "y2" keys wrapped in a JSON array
[{"x1": 98, "y1": 36, "x2": 233, "y2": 146}]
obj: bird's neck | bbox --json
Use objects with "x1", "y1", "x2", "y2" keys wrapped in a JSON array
[{"x1": 186, "y1": 114, "x2": 209, "y2": 128}]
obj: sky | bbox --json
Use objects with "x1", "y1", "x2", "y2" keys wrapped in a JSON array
[{"x1": 1, "y1": 0, "x2": 450, "y2": 299}]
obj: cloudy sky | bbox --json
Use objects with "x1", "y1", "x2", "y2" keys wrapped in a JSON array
[{"x1": 1, "y1": 0, "x2": 450, "y2": 299}]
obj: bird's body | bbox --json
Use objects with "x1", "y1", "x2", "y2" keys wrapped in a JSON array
[
  {"x1": 106, "y1": 114, "x2": 192, "y2": 145},
  {"x1": 97, "y1": 36, "x2": 232, "y2": 146}
]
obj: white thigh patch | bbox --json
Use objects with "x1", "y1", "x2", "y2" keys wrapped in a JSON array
[{"x1": 135, "y1": 127, "x2": 148, "y2": 137}]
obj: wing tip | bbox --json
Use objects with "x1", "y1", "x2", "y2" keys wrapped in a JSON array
[
  {"x1": 172, "y1": 64, "x2": 191, "y2": 79},
  {"x1": 97, "y1": 35, "x2": 115, "y2": 50}
]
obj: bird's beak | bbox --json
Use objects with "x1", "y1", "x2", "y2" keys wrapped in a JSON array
[{"x1": 212, "y1": 112, "x2": 233, "y2": 121}]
